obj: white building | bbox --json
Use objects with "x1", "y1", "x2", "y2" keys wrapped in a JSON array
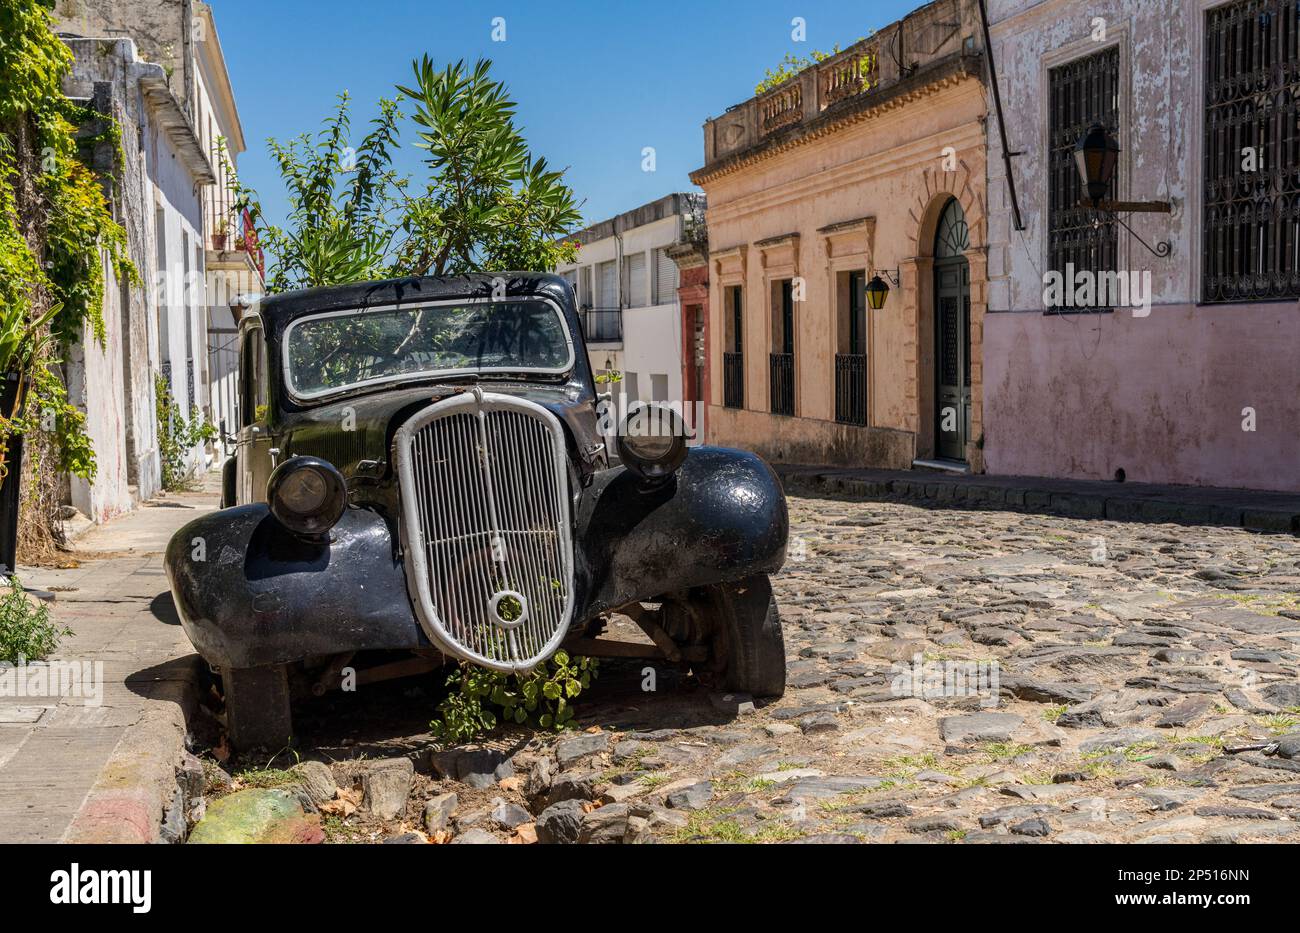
[
  {"x1": 55, "y1": 0, "x2": 255, "y2": 523},
  {"x1": 60, "y1": 36, "x2": 215, "y2": 520},
  {"x1": 556, "y1": 193, "x2": 704, "y2": 408}
]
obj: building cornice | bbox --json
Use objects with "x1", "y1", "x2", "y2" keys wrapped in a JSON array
[
  {"x1": 137, "y1": 66, "x2": 216, "y2": 185},
  {"x1": 690, "y1": 59, "x2": 983, "y2": 187}
]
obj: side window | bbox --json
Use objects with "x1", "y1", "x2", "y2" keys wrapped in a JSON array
[{"x1": 239, "y1": 325, "x2": 268, "y2": 427}]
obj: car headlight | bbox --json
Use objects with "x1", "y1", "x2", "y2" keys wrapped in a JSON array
[
  {"x1": 616, "y1": 404, "x2": 688, "y2": 487},
  {"x1": 267, "y1": 456, "x2": 347, "y2": 537}
]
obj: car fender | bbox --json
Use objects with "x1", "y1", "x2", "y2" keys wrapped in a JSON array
[
  {"x1": 574, "y1": 446, "x2": 788, "y2": 618},
  {"x1": 165, "y1": 504, "x2": 427, "y2": 670}
]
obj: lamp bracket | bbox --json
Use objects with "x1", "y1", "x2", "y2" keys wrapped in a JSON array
[
  {"x1": 873, "y1": 269, "x2": 901, "y2": 287},
  {"x1": 1081, "y1": 202, "x2": 1173, "y2": 258},
  {"x1": 1077, "y1": 199, "x2": 1171, "y2": 214}
]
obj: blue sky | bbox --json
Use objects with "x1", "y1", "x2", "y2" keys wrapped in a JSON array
[{"x1": 210, "y1": 0, "x2": 918, "y2": 232}]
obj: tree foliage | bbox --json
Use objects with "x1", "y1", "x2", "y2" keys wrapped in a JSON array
[
  {"x1": 0, "y1": 0, "x2": 139, "y2": 492},
  {"x1": 241, "y1": 57, "x2": 582, "y2": 293}
]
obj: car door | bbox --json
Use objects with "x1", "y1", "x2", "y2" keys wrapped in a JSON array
[{"x1": 236, "y1": 321, "x2": 276, "y2": 504}]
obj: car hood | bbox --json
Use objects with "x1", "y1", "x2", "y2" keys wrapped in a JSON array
[{"x1": 279, "y1": 381, "x2": 604, "y2": 478}]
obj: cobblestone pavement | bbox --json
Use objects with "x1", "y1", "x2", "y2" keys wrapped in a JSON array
[{"x1": 329, "y1": 492, "x2": 1300, "y2": 845}]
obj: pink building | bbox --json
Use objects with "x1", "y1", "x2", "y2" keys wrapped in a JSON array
[{"x1": 983, "y1": 0, "x2": 1300, "y2": 492}]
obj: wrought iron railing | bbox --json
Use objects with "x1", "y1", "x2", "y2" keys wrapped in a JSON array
[
  {"x1": 582, "y1": 307, "x2": 622, "y2": 343},
  {"x1": 834, "y1": 353, "x2": 867, "y2": 426},
  {"x1": 723, "y1": 352, "x2": 744, "y2": 409},
  {"x1": 769, "y1": 352, "x2": 794, "y2": 416},
  {"x1": 1203, "y1": 0, "x2": 1300, "y2": 302},
  {"x1": 1047, "y1": 47, "x2": 1119, "y2": 307}
]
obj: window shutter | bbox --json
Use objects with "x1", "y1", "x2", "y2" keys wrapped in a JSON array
[
  {"x1": 598, "y1": 260, "x2": 617, "y2": 307},
  {"x1": 626, "y1": 252, "x2": 647, "y2": 307},
  {"x1": 655, "y1": 248, "x2": 678, "y2": 304},
  {"x1": 579, "y1": 266, "x2": 593, "y2": 307}
]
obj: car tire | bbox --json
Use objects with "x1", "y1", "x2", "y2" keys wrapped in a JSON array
[
  {"x1": 223, "y1": 664, "x2": 293, "y2": 750},
  {"x1": 706, "y1": 574, "x2": 786, "y2": 698}
]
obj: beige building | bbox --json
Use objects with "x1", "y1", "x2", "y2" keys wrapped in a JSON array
[{"x1": 691, "y1": 0, "x2": 989, "y2": 471}]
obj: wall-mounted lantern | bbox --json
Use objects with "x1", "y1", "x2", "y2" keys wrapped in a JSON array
[
  {"x1": 1073, "y1": 122, "x2": 1172, "y2": 258},
  {"x1": 865, "y1": 270, "x2": 900, "y2": 310}
]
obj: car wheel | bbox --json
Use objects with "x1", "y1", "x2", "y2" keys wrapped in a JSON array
[
  {"x1": 702, "y1": 574, "x2": 786, "y2": 698},
  {"x1": 223, "y1": 664, "x2": 293, "y2": 750}
]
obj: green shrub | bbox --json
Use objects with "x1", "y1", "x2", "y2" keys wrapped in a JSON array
[
  {"x1": 0, "y1": 576, "x2": 69, "y2": 663},
  {"x1": 430, "y1": 651, "x2": 598, "y2": 744},
  {"x1": 155, "y1": 373, "x2": 216, "y2": 490}
]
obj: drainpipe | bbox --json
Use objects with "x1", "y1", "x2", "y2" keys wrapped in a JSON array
[
  {"x1": 977, "y1": 0, "x2": 1025, "y2": 231},
  {"x1": 614, "y1": 229, "x2": 623, "y2": 311}
]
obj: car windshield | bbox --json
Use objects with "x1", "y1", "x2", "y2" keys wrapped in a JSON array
[{"x1": 284, "y1": 299, "x2": 573, "y2": 397}]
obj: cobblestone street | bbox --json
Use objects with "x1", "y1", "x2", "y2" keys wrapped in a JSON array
[{"x1": 267, "y1": 491, "x2": 1300, "y2": 844}]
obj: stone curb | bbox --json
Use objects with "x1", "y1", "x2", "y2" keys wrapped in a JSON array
[
  {"x1": 778, "y1": 468, "x2": 1300, "y2": 535},
  {"x1": 60, "y1": 656, "x2": 204, "y2": 844}
]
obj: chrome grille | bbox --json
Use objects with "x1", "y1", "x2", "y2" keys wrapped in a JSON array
[{"x1": 394, "y1": 389, "x2": 574, "y2": 671}]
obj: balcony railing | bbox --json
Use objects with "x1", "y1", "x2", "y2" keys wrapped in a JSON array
[
  {"x1": 723, "y1": 352, "x2": 744, "y2": 409},
  {"x1": 769, "y1": 352, "x2": 794, "y2": 416},
  {"x1": 582, "y1": 307, "x2": 623, "y2": 343},
  {"x1": 835, "y1": 353, "x2": 867, "y2": 426},
  {"x1": 759, "y1": 82, "x2": 803, "y2": 135},
  {"x1": 699, "y1": 0, "x2": 979, "y2": 171}
]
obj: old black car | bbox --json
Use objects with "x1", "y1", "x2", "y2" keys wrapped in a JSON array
[{"x1": 165, "y1": 273, "x2": 788, "y2": 748}]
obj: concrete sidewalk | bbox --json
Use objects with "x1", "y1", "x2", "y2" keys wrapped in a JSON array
[
  {"x1": 0, "y1": 477, "x2": 217, "y2": 843},
  {"x1": 778, "y1": 464, "x2": 1300, "y2": 534}
]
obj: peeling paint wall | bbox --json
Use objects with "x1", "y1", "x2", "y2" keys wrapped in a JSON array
[
  {"x1": 61, "y1": 36, "x2": 210, "y2": 521},
  {"x1": 62, "y1": 40, "x2": 164, "y2": 520},
  {"x1": 984, "y1": 0, "x2": 1300, "y2": 491}
]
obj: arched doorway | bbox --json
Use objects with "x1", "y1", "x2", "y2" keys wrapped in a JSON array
[{"x1": 933, "y1": 198, "x2": 970, "y2": 462}]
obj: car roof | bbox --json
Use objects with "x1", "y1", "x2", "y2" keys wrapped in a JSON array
[{"x1": 249, "y1": 272, "x2": 575, "y2": 337}]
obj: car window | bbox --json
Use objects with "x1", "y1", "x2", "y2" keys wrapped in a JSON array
[
  {"x1": 283, "y1": 299, "x2": 574, "y2": 399},
  {"x1": 239, "y1": 325, "x2": 268, "y2": 427}
]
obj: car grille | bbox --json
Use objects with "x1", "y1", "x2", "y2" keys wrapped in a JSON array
[{"x1": 394, "y1": 388, "x2": 574, "y2": 671}]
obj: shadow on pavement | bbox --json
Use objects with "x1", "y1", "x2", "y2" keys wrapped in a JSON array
[{"x1": 149, "y1": 591, "x2": 182, "y2": 625}]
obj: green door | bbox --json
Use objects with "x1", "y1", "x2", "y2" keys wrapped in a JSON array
[{"x1": 933, "y1": 199, "x2": 970, "y2": 462}]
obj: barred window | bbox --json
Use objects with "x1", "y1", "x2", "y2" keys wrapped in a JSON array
[
  {"x1": 1204, "y1": 0, "x2": 1300, "y2": 303},
  {"x1": 1048, "y1": 47, "x2": 1119, "y2": 302}
]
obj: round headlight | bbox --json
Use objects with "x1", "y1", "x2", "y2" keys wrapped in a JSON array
[
  {"x1": 267, "y1": 456, "x2": 347, "y2": 537},
  {"x1": 616, "y1": 404, "x2": 688, "y2": 486}
]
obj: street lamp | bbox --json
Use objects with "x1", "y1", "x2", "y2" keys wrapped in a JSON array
[
  {"x1": 1074, "y1": 122, "x2": 1120, "y2": 207},
  {"x1": 1073, "y1": 122, "x2": 1172, "y2": 257},
  {"x1": 865, "y1": 270, "x2": 899, "y2": 310}
]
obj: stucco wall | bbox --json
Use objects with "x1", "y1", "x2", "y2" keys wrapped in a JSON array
[
  {"x1": 62, "y1": 37, "x2": 210, "y2": 520},
  {"x1": 63, "y1": 40, "x2": 162, "y2": 520},
  {"x1": 700, "y1": 77, "x2": 988, "y2": 466},
  {"x1": 984, "y1": 0, "x2": 1300, "y2": 491}
]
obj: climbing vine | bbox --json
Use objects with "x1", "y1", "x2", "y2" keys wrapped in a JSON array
[{"x1": 0, "y1": 0, "x2": 138, "y2": 552}]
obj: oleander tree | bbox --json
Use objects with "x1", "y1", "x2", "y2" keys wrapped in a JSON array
[{"x1": 240, "y1": 56, "x2": 581, "y2": 294}]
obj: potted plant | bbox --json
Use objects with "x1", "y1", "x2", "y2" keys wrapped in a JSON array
[{"x1": 211, "y1": 217, "x2": 229, "y2": 251}]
